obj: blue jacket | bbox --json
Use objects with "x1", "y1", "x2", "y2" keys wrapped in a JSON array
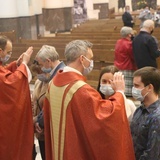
[{"x1": 37, "y1": 61, "x2": 66, "y2": 128}]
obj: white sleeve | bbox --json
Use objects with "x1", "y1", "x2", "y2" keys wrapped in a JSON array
[{"x1": 22, "y1": 62, "x2": 32, "y2": 83}]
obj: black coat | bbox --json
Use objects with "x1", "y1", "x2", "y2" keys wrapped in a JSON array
[
  {"x1": 132, "y1": 31, "x2": 160, "y2": 68},
  {"x1": 122, "y1": 12, "x2": 134, "y2": 28}
]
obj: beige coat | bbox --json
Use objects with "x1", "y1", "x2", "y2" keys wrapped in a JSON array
[{"x1": 32, "y1": 79, "x2": 48, "y2": 140}]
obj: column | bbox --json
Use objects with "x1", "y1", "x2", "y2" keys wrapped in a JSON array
[{"x1": 0, "y1": 0, "x2": 18, "y2": 18}]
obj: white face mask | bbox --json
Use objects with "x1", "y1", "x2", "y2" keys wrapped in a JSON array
[
  {"x1": 100, "y1": 84, "x2": 115, "y2": 96},
  {"x1": 126, "y1": 9, "x2": 130, "y2": 13},
  {"x1": 132, "y1": 87, "x2": 149, "y2": 102},
  {"x1": 41, "y1": 67, "x2": 52, "y2": 73},
  {"x1": 1, "y1": 54, "x2": 10, "y2": 63},
  {"x1": 82, "y1": 56, "x2": 94, "y2": 75}
]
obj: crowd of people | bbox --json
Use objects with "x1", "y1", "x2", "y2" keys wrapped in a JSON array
[
  {"x1": 122, "y1": 4, "x2": 160, "y2": 29},
  {"x1": 1, "y1": 4, "x2": 160, "y2": 160}
]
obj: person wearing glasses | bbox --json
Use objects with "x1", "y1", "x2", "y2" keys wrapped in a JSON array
[{"x1": 32, "y1": 45, "x2": 65, "y2": 160}]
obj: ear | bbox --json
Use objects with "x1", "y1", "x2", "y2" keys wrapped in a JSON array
[
  {"x1": 148, "y1": 84, "x2": 154, "y2": 92},
  {"x1": 0, "y1": 48, "x2": 2, "y2": 53},
  {"x1": 79, "y1": 55, "x2": 84, "y2": 63},
  {"x1": 0, "y1": 48, "x2": 3, "y2": 57},
  {"x1": 46, "y1": 58, "x2": 51, "y2": 63}
]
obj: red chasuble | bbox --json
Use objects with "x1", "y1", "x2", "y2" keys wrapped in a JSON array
[
  {"x1": 44, "y1": 70, "x2": 135, "y2": 160},
  {"x1": 0, "y1": 61, "x2": 34, "y2": 160}
]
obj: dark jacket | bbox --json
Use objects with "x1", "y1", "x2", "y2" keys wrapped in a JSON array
[
  {"x1": 122, "y1": 12, "x2": 134, "y2": 28},
  {"x1": 132, "y1": 31, "x2": 160, "y2": 68}
]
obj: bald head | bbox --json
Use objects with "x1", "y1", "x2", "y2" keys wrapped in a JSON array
[
  {"x1": 142, "y1": 20, "x2": 154, "y2": 28},
  {"x1": 141, "y1": 20, "x2": 155, "y2": 33}
]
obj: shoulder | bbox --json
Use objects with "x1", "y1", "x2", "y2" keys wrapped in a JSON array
[
  {"x1": 133, "y1": 106, "x2": 141, "y2": 115},
  {"x1": 126, "y1": 99, "x2": 136, "y2": 111},
  {"x1": 151, "y1": 106, "x2": 160, "y2": 120},
  {"x1": 126, "y1": 99, "x2": 136, "y2": 106},
  {"x1": 76, "y1": 83, "x2": 99, "y2": 96}
]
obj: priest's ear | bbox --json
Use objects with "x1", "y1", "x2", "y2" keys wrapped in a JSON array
[{"x1": 0, "y1": 48, "x2": 3, "y2": 57}]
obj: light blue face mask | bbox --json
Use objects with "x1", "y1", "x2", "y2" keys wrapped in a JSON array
[
  {"x1": 41, "y1": 67, "x2": 52, "y2": 73},
  {"x1": 82, "y1": 56, "x2": 94, "y2": 75},
  {"x1": 37, "y1": 73, "x2": 50, "y2": 82},
  {"x1": 132, "y1": 86, "x2": 149, "y2": 102},
  {"x1": 1, "y1": 54, "x2": 10, "y2": 63},
  {"x1": 100, "y1": 84, "x2": 115, "y2": 96}
]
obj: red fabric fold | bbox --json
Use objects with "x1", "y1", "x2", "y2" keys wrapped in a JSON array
[
  {"x1": 0, "y1": 63, "x2": 34, "y2": 160},
  {"x1": 44, "y1": 71, "x2": 135, "y2": 160}
]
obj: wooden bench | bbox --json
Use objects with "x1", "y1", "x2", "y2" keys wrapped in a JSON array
[{"x1": 0, "y1": 30, "x2": 17, "y2": 43}]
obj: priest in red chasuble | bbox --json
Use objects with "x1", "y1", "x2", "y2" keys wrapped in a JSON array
[
  {"x1": 0, "y1": 35, "x2": 34, "y2": 160},
  {"x1": 44, "y1": 40, "x2": 135, "y2": 160}
]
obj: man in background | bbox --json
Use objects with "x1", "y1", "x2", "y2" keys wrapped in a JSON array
[
  {"x1": 138, "y1": 4, "x2": 153, "y2": 28},
  {"x1": 122, "y1": 5, "x2": 134, "y2": 28},
  {"x1": 132, "y1": 19, "x2": 160, "y2": 69}
]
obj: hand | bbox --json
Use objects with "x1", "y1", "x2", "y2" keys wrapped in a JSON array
[
  {"x1": 16, "y1": 54, "x2": 23, "y2": 66},
  {"x1": 34, "y1": 122, "x2": 43, "y2": 134},
  {"x1": 22, "y1": 46, "x2": 33, "y2": 64},
  {"x1": 110, "y1": 72, "x2": 125, "y2": 93}
]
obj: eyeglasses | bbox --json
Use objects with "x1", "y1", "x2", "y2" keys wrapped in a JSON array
[{"x1": 33, "y1": 60, "x2": 39, "y2": 65}]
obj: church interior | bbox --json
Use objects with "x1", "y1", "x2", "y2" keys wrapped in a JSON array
[
  {"x1": 0, "y1": 0, "x2": 160, "y2": 89},
  {"x1": 1, "y1": 1, "x2": 160, "y2": 159}
]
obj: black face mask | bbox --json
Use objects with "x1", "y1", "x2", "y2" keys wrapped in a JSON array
[
  {"x1": 150, "y1": 30, "x2": 154, "y2": 35},
  {"x1": 131, "y1": 35, "x2": 135, "y2": 41}
]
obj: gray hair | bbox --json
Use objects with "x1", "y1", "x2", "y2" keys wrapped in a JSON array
[
  {"x1": 120, "y1": 26, "x2": 133, "y2": 37},
  {"x1": 142, "y1": 19, "x2": 154, "y2": 28},
  {"x1": 64, "y1": 40, "x2": 93, "y2": 64},
  {"x1": 36, "y1": 45, "x2": 59, "y2": 62}
]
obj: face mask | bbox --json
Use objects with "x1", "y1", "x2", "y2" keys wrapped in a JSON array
[
  {"x1": 37, "y1": 73, "x2": 50, "y2": 82},
  {"x1": 41, "y1": 67, "x2": 52, "y2": 73},
  {"x1": 131, "y1": 35, "x2": 135, "y2": 41},
  {"x1": 150, "y1": 29, "x2": 154, "y2": 34},
  {"x1": 132, "y1": 87, "x2": 148, "y2": 102},
  {"x1": 126, "y1": 10, "x2": 130, "y2": 13},
  {"x1": 100, "y1": 84, "x2": 115, "y2": 96},
  {"x1": 82, "y1": 56, "x2": 94, "y2": 75},
  {"x1": 1, "y1": 54, "x2": 10, "y2": 63}
]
